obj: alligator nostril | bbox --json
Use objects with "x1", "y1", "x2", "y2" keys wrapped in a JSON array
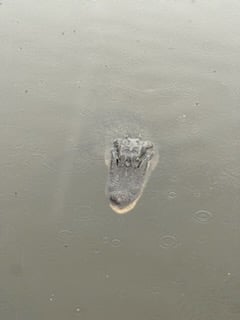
[
  {"x1": 110, "y1": 195, "x2": 121, "y2": 205},
  {"x1": 110, "y1": 192, "x2": 130, "y2": 206}
]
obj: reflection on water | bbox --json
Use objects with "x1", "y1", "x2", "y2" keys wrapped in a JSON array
[{"x1": 1, "y1": 0, "x2": 240, "y2": 319}]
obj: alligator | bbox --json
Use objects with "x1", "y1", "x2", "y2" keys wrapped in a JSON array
[{"x1": 105, "y1": 136, "x2": 157, "y2": 214}]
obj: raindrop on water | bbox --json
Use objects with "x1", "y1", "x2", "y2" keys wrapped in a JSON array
[
  {"x1": 192, "y1": 210, "x2": 212, "y2": 224},
  {"x1": 159, "y1": 235, "x2": 179, "y2": 249},
  {"x1": 168, "y1": 191, "x2": 176, "y2": 199},
  {"x1": 111, "y1": 239, "x2": 121, "y2": 247}
]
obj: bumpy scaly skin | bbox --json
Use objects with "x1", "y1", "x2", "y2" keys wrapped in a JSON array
[{"x1": 106, "y1": 137, "x2": 154, "y2": 214}]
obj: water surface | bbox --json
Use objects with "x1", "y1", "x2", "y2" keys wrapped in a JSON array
[{"x1": 1, "y1": 0, "x2": 240, "y2": 319}]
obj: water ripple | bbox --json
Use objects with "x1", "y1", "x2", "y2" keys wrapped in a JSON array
[
  {"x1": 192, "y1": 210, "x2": 213, "y2": 223},
  {"x1": 159, "y1": 235, "x2": 179, "y2": 249}
]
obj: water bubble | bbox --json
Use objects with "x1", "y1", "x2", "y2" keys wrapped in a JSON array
[
  {"x1": 76, "y1": 307, "x2": 81, "y2": 312},
  {"x1": 177, "y1": 114, "x2": 187, "y2": 122},
  {"x1": 111, "y1": 239, "x2": 121, "y2": 247},
  {"x1": 168, "y1": 191, "x2": 176, "y2": 199},
  {"x1": 193, "y1": 210, "x2": 212, "y2": 224},
  {"x1": 159, "y1": 235, "x2": 179, "y2": 249},
  {"x1": 49, "y1": 293, "x2": 55, "y2": 302}
]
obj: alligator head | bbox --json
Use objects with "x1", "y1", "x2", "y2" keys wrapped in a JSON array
[{"x1": 106, "y1": 137, "x2": 156, "y2": 214}]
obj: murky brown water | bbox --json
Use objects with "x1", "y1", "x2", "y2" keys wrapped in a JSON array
[{"x1": 1, "y1": 0, "x2": 240, "y2": 319}]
